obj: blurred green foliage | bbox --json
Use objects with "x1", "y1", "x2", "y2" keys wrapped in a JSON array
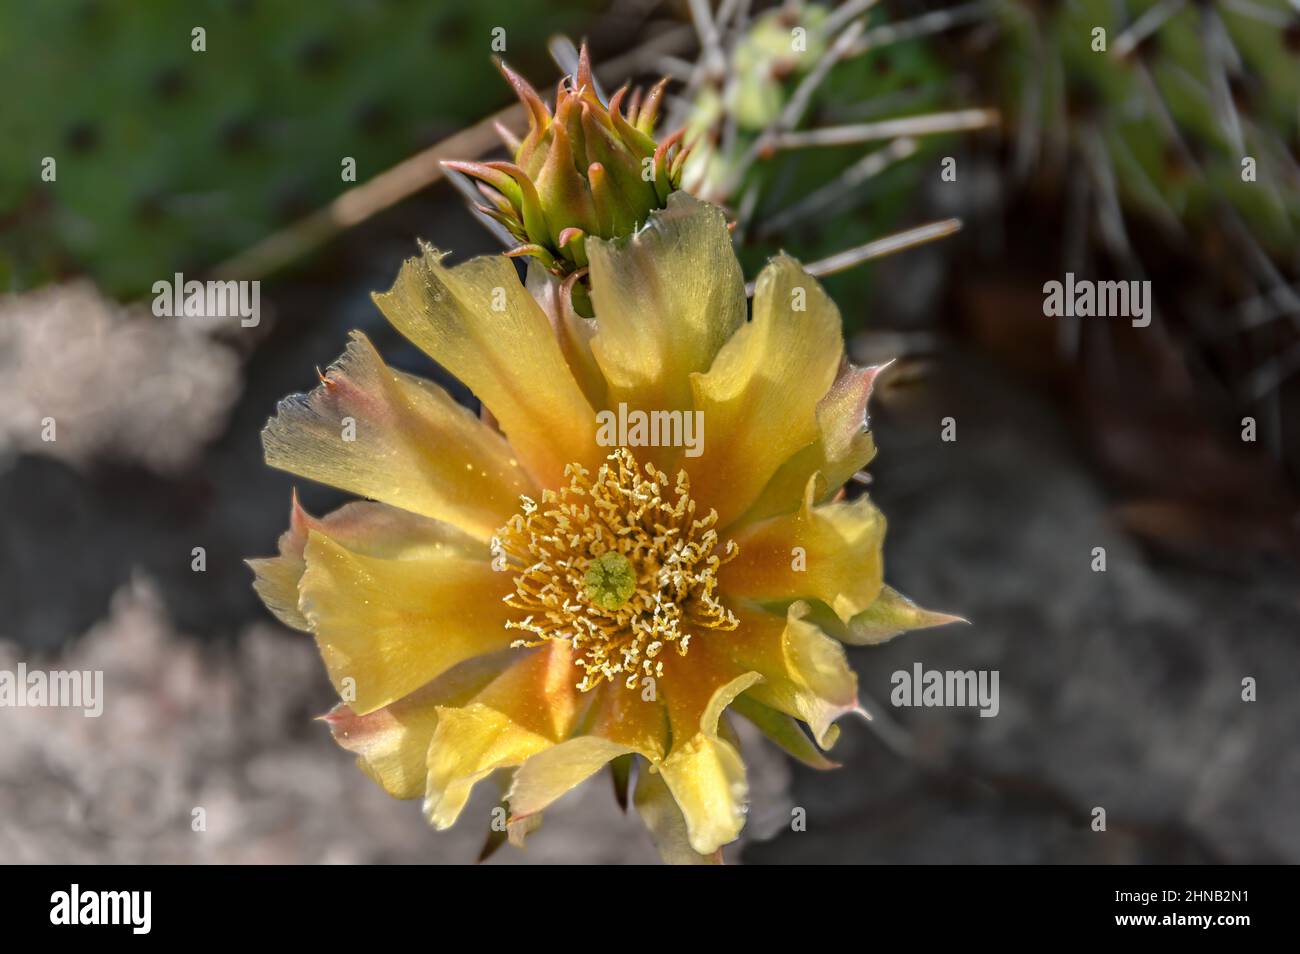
[
  {"x1": 1000, "y1": 0, "x2": 1300, "y2": 252},
  {"x1": 684, "y1": 0, "x2": 964, "y2": 316},
  {"x1": 0, "y1": 0, "x2": 592, "y2": 295}
]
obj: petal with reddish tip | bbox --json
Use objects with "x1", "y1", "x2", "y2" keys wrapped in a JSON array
[
  {"x1": 261, "y1": 332, "x2": 534, "y2": 541},
  {"x1": 742, "y1": 360, "x2": 883, "y2": 523},
  {"x1": 249, "y1": 492, "x2": 485, "y2": 632},
  {"x1": 323, "y1": 652, "x2": 512, "y2": 799}
]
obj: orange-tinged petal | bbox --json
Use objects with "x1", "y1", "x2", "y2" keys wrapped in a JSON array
[
  {"x1": 688, "y1": 254, "x2": 843, "y2": 528},
  {"x1": 322, "y1": 652, "x2": 513, "y2": 799},
  {"x1": 723, "y1": 476, "x2": 886, "y2": 622},
  {"x1": 587, "y1": 192, "x2": 744, "y2": 470},
  {"x1": 298, "y1": 529, "x2": 515, "y2": 715},
  {"x1": 262, "y1": 332, "x2": 533, "y2": 541},
  {"x1": 724, "y1": 602, "x2": 858, "y2": 747},
  {"x1": 589, "y1": 680, "x2": 669, "y2": 761},
  {"x1": 424, "y1": 643, "x2": 586, "y2": 827},
  {"x1": 372, "y1": 245, "x2": 603, "y2": 489}
]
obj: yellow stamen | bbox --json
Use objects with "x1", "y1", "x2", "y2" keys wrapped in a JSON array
[{"x1": 494, "y1": 448, "x2": 739, "y2": 691}]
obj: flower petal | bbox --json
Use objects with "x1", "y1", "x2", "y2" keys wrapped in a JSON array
[
  {"x1": 249, "y1": 492, "x2": 485, "y2": 632},
  {"x1": 688, "y1": 255, "x2": 843, "y2": 527},
  {"x1": 372, "y1": 246, "x2": 603, "y2": 489},
  {"x1": 659, "y1": 669, "x2": 761, "y2": 855},
  {"x1": 587, "y1": 192, "x2": 744, "y2": 470},
  {"x1": 506, "y1": 736, "x2": 638, "y2": 822},
  {"x1": 503, "y1": 671, "x2": 674, "y2": 822},
  {"x1": 322, "y1": 652, "x2": 513, "y2": 799},
  {"x1": 723, "y1": 476, "x2": 886, "y2": 622},
  {"x1": 729, "y1": 693, "x2": 840, "y2": 770},
  {"x1": 298, "y1": 529, "x2": 515, "y2": 715},
  {"x1": 262, "y1": 332, "x2": 533, "y2": 541},
  {"x1": 526, "y1": 261, "x2": 607, "y2": 409},
  {"x1": 741, "y1": 361, "x2": 883, "y2": 523},
  {"x1": 424, "y1": 643, "x2": 585, "y2": 828},
  {"x1": 633, "y1": 760, "x2": 722, "y2": 865},
  {"x1": 724, "y1": 602, "x2": 858, "y2": 747},
  {"x1": 817, "y1": 584, "x2": 967, "y2": 646},
  {"x1": 424, "y1": 704, "x2": 553, "y2": 830},
  {"x1": 591, "y1": 680, "x2": 670, "y2": 757}
]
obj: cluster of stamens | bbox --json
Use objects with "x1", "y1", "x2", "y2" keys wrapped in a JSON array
[{"x1": 492, "y1": 448, "x2": 739, "y2": 692}]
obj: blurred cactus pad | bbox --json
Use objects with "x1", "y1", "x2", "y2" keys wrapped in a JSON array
[
  {"x1": 995, "y1": 0, "x2": 1300, "y2": 254},
  {"x1": 0, "y1": 0, "x2": 592, "y2": 294}
]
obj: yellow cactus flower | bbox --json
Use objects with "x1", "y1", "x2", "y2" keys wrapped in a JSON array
[{"x1": 249, "y1": 191, "x2": 958, "y2": 863}]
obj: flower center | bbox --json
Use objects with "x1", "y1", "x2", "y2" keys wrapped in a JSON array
[
  {"x1": 584, "y1": 552, "x2": 637, "y2": 611},
  {"x1": 492, "y1": 448, "x2": 740, "y2": 692}
]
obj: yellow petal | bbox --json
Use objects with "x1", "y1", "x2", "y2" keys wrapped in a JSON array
[
  {"x1": 729, "y1": 693, "x2": 840, "y2": 770},
  {"x1": 723, "y1": 476, "x2": 886, "y2": 622},
  {"x1": 424, "y1": 643, "x2": 585, "y2": 828},
  {"x1": 249, "y1": 492, "x2": 484, "y2": 632},
  {"x1": 262, "y1": 332, "x2": 533, "y2": 541},
  {"x1": 659, "y1": 669, "x2": 761, "y2": 855},
  {"x1": 322, "y1": 652, "x2": 513, "y2": 799},
  {"x1": 688, "y1": 254, "x2": 843, "y2": 527},
  {"x1": 633, "y1": 760, "x2": 722, "y2": 865},
  {"x1": 505, "y1": 673, "x2": 676, "y2": 822},
  {"x1": 298, "y1": 529, "x2": 515, "y2": 715},
  {"x1": 724, "y1": 602, "x2": 858, "y2": 747},
  {"x1": 424, "y1": 704, "x2": 553, "y2": 829},
  {"x1": 506, "y1": 736, "x2": 638, "y2": 822},
  {"x1": 372, "y1": 245, "x2": 602, "y2": 489},
  {"x1": 742, "y1": 362, "x2": 883, "y2": 523},
  {"x1": 817, "y1": 584, "x2": 967, "y2": 645},
  {"x1": 587, "y1": 192, "x2": 744, "y2": 471}
]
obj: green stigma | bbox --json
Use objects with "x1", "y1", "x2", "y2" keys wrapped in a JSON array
[{"x1": 584, "y1": 552, "x2": 637, "y2": 612}]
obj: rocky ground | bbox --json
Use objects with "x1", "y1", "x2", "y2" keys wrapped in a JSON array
[{"x1": 751, "y1": 347, "x2": 1300, "y2": 864}]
